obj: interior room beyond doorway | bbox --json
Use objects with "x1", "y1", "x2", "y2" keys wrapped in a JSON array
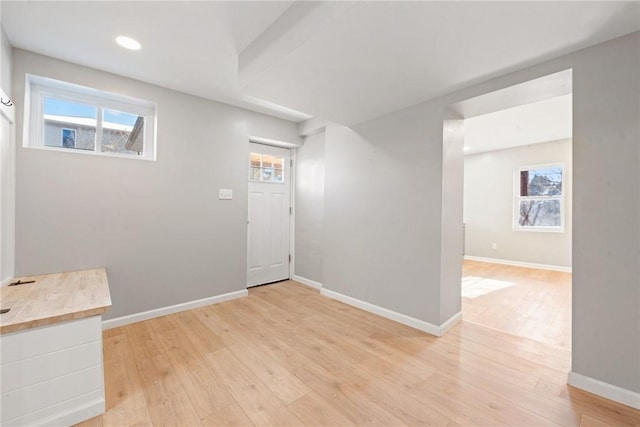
[
  {"x1": 456, "y1": 70, "x2": 573, "y2": 350},
  {"x1": 462, "y1": 260, "x2": 571, "y2": 349}
]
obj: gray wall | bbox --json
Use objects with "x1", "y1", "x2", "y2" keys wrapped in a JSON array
[
  {"x1": 324, "y1": 107, "x2": 444, "y2": 322},
  {"x1": 464, "y1": 139, "x2": 572, "y2": 268},
  {"x1": 440, "y1": 119, "x2": 464, "y2": 323},
  {"x1": 1, "y1": 25, "x2": 10, "y2": 92},
  {"x1": 320, "y1": 32, "x2": 639, "y2": 394},
  {"x1": 12, "y1": 49, "x2": 301, "y2": 319},
  {"x1": 294, "y1": 131, "x2": 324, "y2": 283},
  {"x1": 569, "y1": 33, "x2": 639, "y2": 394},
  {"x1": 0, "y1": 22, "x2": 14, "y2": 285}
]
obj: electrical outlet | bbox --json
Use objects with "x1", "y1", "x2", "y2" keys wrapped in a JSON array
[
  {"x1": 491, "y1": 243, "x2": 497, "y2": 250},
  {"x1": 219, "y1": 189, "x2": 233, "y2": 200}
]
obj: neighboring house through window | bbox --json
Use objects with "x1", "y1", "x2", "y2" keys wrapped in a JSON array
[
  {"x1": 514, "y1": 164, "x2": 564, "y2": 231},
  {"x1": 24, "y1": 74, "x2": 157, "y2": 160},
  {"x1": 250, "y1": 152, "x2": 285, "y2": 183}
]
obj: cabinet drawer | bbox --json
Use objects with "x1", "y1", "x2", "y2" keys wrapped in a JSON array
[
  {"x1": 1, "y1": 316, "x2": 101, "y2": 364},
  {"x1": 1, "y1": 365, "x2": 103, "y2": 423},
  {"x1": 2, "y1": 340, "x2": 102, "y2": 392}
]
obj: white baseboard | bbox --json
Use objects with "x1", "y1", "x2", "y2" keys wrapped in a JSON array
[
  {"x1": 102, "y1": 289, "x2": 248, "y2": 330},
  {"x1": 35, "y1": 397, "x2": 105, "y2": 427},
  {"x1": 464, "y1": 255, "x2": 572, "y2": 273},
  {"x1": 292, "y1": 275, "x2": 322, "y2": 289},
  {"x1": 320, "y1": 288, "x2": 461, "y2": 337},
  {"x1": 439, "y1": 311, "x2": 463, "y2": 335},
  {"x1": 568, "y1": 372, "x2": 640, "y2": 409}
]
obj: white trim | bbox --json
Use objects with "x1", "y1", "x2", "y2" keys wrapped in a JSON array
[
  {"x1": 102, "y1": 289, "x2": 247, "y2": 330},
  {"x1": 289, "y1": 149, "x2": 296, "y2": 280},
  {"x1": 320, "y1": 288, "x2": 461, "y2": 337},
  {"x1": 464, "y1": 255, "x2": 572, "y2": 273},
  {"x1": 292, "y1": 275, "x2": 322, "y2": 289},
  {"x1": 568, "y1": 372, "x2": 640, "y2": 410},
  {"x1": 248, "y1": 136, "x2": 300, "y2": 149},
  {"x1": 439, "y1": 311, "x2": 463, "y2": 335}
]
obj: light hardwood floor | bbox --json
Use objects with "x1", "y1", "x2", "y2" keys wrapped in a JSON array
[
  {"x1": 462, "y1": 260, "x2": 572, "y2": 349},
  {"x1": 77, "y1": 280, "x2": 639, "y2": 427}
]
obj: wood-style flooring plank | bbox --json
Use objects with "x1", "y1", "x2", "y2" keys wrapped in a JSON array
[
  {"x1": 288, "y1": 392, "x2": 358, "y2": 427},
  {"x1": 227, "y1": 341, "x2": 311, "y2": 405},
  {"x1": 135, "y1": 353, "x2": 204, "y2": 426},
  {"x1": 206, "y1": 348, "x2": 304, "y2": 426},
  {"x1": 74, "y1": 277, "x2": 640, "y2": 427},
  {"x1": 201, "y1": 403, "x2": 256, "y2": 427},
  {"x1": 462, "y1": 260, "x2": 571, "y2": 348}
]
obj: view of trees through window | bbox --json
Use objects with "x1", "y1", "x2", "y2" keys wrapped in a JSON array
[{"x1": 517, "y1": 166, "x2": 563, "y2": 228}]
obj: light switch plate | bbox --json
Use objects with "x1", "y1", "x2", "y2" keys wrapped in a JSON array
[{"x1": 219, "y1": 189, "x2": 233, "y2": 200}]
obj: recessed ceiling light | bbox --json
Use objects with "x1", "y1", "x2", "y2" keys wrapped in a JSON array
[
  {"x1": 116, "y1": 36, "x2": 141, "y2": 51},
  {"x1": 463, "y1": 146, "x2": 471, "y2": 152}
]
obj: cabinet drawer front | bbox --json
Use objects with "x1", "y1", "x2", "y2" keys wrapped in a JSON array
[
  {"x1": 1, "y1": 365, "x2": 103, "y2": 423},
  {"x1": 1, "y1": 316, "x2": 101, "y2": 364},
  {"x1": 2, "y1": 340, "x2": 102, "y2": 393}
]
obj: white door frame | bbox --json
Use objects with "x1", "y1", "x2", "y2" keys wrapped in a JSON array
[{"x1": 288, "y1": 148, "x2": 296, "y2": 280}]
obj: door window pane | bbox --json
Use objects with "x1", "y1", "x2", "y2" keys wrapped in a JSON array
[
  {"x1": 274, "y1": 156, "x2": 283, "y2": 170},
  {"x1": 249, "y1": 153, "x2": 286, "y2": 183},
  {"x1": 250, "y1": 153, "x2": 261, "y2": 168},
  {"x1": 262, "y1": 154, "x2": 274, "y2": 168}
]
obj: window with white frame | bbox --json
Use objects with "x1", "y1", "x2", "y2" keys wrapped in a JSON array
[
  {"x1": 514, "y1": 164, "x2": 564, "y2": 231},
  {"x1": 24, "y1": 74, "x2": 157, "y2": 160},
  {"x1": 249, "y1": 152, "x2": 285, "y2": 183}
]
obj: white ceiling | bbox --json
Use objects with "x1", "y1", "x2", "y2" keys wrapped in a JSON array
[
  {"x1": 463, "y1": 94, "x2": 572, "y2": 156},
  {"x1": 2, "y1": 1, "x2": 639, "y2": 125}
]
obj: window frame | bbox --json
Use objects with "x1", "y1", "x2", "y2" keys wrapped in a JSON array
[
  {"x1": 249, "y1": 151, "x2": 286, "y2": 184},
  {"x1": 24, "y1": 74, "x2": 157, "y2": 161},
  {"x1": 513, "y1": 162, "x2": 565, "y2": 233}
]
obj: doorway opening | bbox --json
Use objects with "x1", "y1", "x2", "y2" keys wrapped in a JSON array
[{"x1": 452, "y1": 70, "x2": 573, "y2": 349}]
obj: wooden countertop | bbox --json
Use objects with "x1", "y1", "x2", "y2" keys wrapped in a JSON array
[{"x1": 0, "y1": 268, "x2": 111, "y2": 335}]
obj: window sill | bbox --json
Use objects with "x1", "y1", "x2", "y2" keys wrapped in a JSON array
[{"x1": 23, "y1": 144, "x2": 155, "y2": 161}]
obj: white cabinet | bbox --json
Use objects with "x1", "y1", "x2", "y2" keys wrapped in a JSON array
[{"x1": 1, "y1": 315, "x2": 105, "y2": 426}]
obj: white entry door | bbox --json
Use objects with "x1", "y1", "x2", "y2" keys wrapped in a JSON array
[{"x1": 247, "y1": 143, "x2": 291, "y2": 287}]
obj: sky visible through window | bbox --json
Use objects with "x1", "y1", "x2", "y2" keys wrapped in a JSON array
[{"x1": 44, "y1": 98, "x2": 137, "y2": 126}]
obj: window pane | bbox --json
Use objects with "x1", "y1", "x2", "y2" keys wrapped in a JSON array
[
  {"x1": 44, "y1": 97, "x2": 97, "y2": 150},
  {"x1": 101, "y1": 109, "x2": 144, "y2": 155},
  {"x1": 248, "y1": 152, "x2": 286, "y2": 183},
  {"x1": 262, "y1": 154, "x2": 273, "y2": 169},
  {"x1": 520, "y1": 167, "x2": 562, "y2": 197},
  {"x1": 262, "y1": 167, "x2": 274, "y2": 181},
  {"x1": 273, "y1": 156, "x2": 284, "y2": 170},
  {"x1": 250, "y1": 167, "x2": 262, "y2": 180},
  {"x1": 519, "y1": 199, "x2": 561, "y2": 227},
  {"x1": 250, "y1": 153, "x2": 261, "y2": 168}
]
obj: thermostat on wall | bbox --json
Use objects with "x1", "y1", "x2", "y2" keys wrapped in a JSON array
[{"x1": 219, "y1": 189, "x2": 233, "y2": 200}]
